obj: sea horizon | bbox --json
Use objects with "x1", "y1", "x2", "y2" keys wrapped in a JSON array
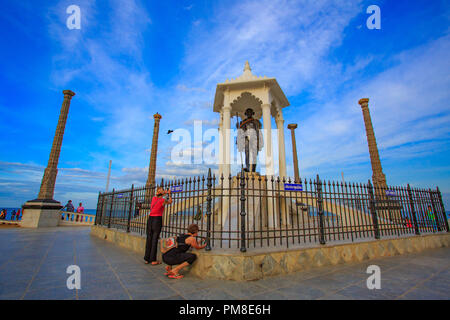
[{"x1": 0, "y1": 207, "x2": 96, "y2": 220}]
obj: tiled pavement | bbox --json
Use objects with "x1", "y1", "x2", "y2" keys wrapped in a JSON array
[{"x1": 0, "y1": 226, "x2": 448, "y2": 300}]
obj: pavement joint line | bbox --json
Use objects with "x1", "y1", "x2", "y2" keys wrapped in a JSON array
[
  {"x1": 248, "y1": 287, "x2": 291, "y2": 300},
  {"x1": 119, "y1": 246, "x2": 236, "y2": 301},
  {"x1": 246, "y1": 282, "x2": 300, "y2": 300},
  {"x1": 316, "y1": 256, "x2": 411, "y2": 300},
  {"x1": 271, "y1": 259, "x2": 380, "y2": 295},
  {"x1": 94, "y1": 243, "x2": 133, "y2": 300},
  {"x1": 118, "y1": 246, "x2": 196, "y2": 300},
  {"x1": 0, "y1": 237, "x2": 37, "y2": 271},
  {"x1": 394, "y1": 262, "x2": 450, "y2": 300},
  {"x1": 249, "y1": 264, "x2": 364, "y2": 299},
  {"x1": 20, "y1": 235, "x2": 57, "y2": 300},
  {"x1": 27, "y1": 283, "x2": 71, "y2": 293},
  {"x1": 221, "y1": 282, "x2": 268, "y2": 300},
  {"x1": 77, "y1": 287, "x2": 133, "y2": 299}
]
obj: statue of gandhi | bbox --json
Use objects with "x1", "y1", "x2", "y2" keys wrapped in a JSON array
[{"x1": 237, "y1": 108, "x2": 264, "y2": 172}]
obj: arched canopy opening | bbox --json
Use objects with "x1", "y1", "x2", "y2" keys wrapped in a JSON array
[{"x1": 230, "y1": 92, "x2": 263, "y2": 120}]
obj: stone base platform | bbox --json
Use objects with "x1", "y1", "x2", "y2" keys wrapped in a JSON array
[
  {"x1": 90, "y1": 225, "x2": 450, "y2": 281},
  {"x1": 20, "y1": 199, "x2": 63, "y2": 228}
]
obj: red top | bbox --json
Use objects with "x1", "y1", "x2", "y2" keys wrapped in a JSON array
[{"x1": 150, "y1": 197, "x2": 165, "y2": 217}]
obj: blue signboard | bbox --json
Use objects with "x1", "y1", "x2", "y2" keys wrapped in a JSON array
[
  {"x1": 386, "y1": 190, "x2": 396, "y2": 197},
  {"x1": 170, "y1": 185, "x2": 183, "y2": 193},
  {"x1": 116, "y1": 194, "x2": 124, "y2": 199},
  {"x1": 284, "y1": 183, "x2": 303, "y2": 191}
]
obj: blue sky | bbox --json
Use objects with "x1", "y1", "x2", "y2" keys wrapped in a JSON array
[{"x1": 0, "y1": 0, "x2": 449, "y2": 209}]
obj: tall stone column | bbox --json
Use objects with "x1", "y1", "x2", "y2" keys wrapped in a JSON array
[
  {"x1": 105, "y1": 160, "x2": 112, "y2": 192},
  {"x1": 22, "y1": 90, "x2": 75, "y2": 228},
  {"x1": 276, "y1": 109, "x2": 287, "y2": 179},
  {"x1": 287, "y1": 124, "x2": 300, "y2": 183},
  {"x1": 146, "y1": 113, "x2": 162, "y2": 188},
  {"x1": 358, "y1": 98, "x2": 387, "y2": 188},
  {"x1": 220, "y1": 105, "x2": 232, "y2": 226},
  {"x1": 222, "y1": 105, "x2": 231, "y2": 180},
  {"x1": 276, "y1": 110, "x2": 289, "y2": 226},
  {"x1": 261, "y1": 103, "x2": 276, "y2": 227},
  {"x1": 358, "y1": 98, "x2": 401, "y2": 222},
  {"x1": 218, "y1": 110, "x2": 224, "y2": 179},
  {"x1": 38, "y1": 90, "x2": 76, "y2": 199},
  {"x1": 261, "y1": 103, "x2": 274, "y2": 176}
]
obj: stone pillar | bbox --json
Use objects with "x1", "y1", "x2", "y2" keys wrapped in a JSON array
[
  {"x1": 261, "y1": 103, "x2": 274, "y2": 176},
  {"x1": 276, "y1": 109, "x2": 289, "y2": 226},
  {"x1": 22, "y1": 90, "x2": 75, "y2": 228},
  {"x1": 287, "y1": 124, "x2": 300, "y2": 183},
  {"x1": 261, "y1": 103, "x2": 276, "y2": 227},
  {"x1": 146, "y1": 113, "x2": 162, "y2": 188},
  {"x1": 358, "y1": 99, "x2": 401, "y2": 222},
  {"x1": 105, "y1": 160, "x2": 112, "y2": 192},
  {"x1": 275, "y1": 109, "x2": 287, "y2": 179},
  {"x1": 218, "y1": 110, "x2": 224, "y2": 179},
  {"x1": 358, "y1": 98, "x2": 387, "y2": 188},
  {"x1": 38, "y1": 90, "x2": 75, "y2": 200},
  {"x1": 142, "y1": 113, "x2": 162, "y2": 209},
  {"x1": 222, "y1": 105, "x2": 231, "y2": 180},
  {"x1": 221, "y1": 105, "x2": 232, "y2": 226}
]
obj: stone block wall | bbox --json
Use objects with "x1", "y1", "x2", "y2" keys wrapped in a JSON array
[{"x1": 91, "y1": 225, "x2": 450, "y2": 281}]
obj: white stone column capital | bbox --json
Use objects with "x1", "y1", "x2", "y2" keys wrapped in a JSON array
[
  {"x1": 222, "y1": 104, "x2": 232, "y2": 112},
  {"x1": 275, "y1": 106, "x2": 284, "y2": 121},
  {"x1": 261, "y1": 103, "x2": 271, "y2": 110}
]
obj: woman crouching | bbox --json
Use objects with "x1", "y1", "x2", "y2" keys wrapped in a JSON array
[{"x1": 163, "y1": 224, "x2": 206, "y2": 279}]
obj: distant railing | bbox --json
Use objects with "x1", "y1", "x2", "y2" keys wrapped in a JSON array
[
  {"x1": 94, "y1": 169, "x2": 449, "y2": 252},
  {"x1": 60, "y1": 211, "x2": 95, "y2": 226}
]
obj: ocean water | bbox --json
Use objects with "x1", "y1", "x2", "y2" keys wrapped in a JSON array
[{"x1": 0, "y1": 207, "x2": 96, "y2": 221}]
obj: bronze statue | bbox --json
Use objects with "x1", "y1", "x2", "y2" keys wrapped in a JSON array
[{"x1": 237, "y1": 108, "x2": 263, "y2": 172}]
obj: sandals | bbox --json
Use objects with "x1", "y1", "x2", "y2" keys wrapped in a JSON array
[
  {"x1": 144, "y1": 261, "x2": 161, "y2": 265},
  {"x1": 164, "y1": 266, "x2": 172, "y2": 276},
  {"x1": 168, "y1": 273, "x2": 184, "y2": 279}
]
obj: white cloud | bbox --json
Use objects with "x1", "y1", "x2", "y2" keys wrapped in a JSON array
[
  {"x1": 180, "y1": 0, "x2": 364, "y2": 94},
  {"x1": 297, "y1": 34, "x2": 450, "y2": 178},
  {"x1": 46, "y1": 0, "x2": 155, "y2": 171}
]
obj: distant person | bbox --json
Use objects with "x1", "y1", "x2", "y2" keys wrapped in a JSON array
[
  {"x1": 0, "y1": 209, "x2": 6, "y2": 220},
  {"x1": 10, "y1": 210, "x2": 16, "y2": 221},
  {"x1": 162, "y1": 224, "x2": 206, "y2": 279},
  {"x1": 63, "y1": 200, "x2": 75, "y2": 212},
  {"x1": 144, "y1": 187, "x2": 172, "y2": 265},
  {"x1": 16, "y1": 209, "x2": 21, "y2": 221},
  {"x1": 76, "y1": 203, "x2": 84, "y2": 213}
]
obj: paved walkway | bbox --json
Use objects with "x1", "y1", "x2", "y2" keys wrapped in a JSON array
[{"x1": 0, "y1": 226, "x2": 448, "y2": 300}]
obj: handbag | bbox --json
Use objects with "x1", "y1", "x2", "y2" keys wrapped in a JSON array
[{"x1": 160, "y1": 236, "x2": 178, "y2": 254}]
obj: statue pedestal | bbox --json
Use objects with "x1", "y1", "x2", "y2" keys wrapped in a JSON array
[{"x1": 21, "y1": 199, "x2": 63, "y2": 228}]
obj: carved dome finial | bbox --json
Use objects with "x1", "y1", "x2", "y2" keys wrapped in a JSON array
[{"x1": 244, "y1": 61, "x2": 252, "y2": 73}]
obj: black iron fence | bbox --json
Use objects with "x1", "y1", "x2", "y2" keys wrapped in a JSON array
[{"x1": 95, "y1": 169, "x2": 449, "y2": 252}]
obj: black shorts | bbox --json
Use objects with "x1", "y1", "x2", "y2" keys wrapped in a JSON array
[{"x1": 162, "y1": 251, "x2": 197, "y2": 266}]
